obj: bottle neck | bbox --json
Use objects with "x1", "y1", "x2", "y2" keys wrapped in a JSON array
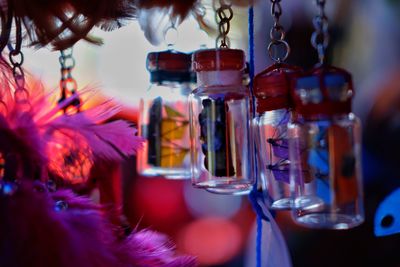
[
  {"x1": 150, "y1": 70, "x2": 195, "y2": 84},
  {"x1": 196, "y1": 70, "x2": 243, "y2": 87},
  {"x1": 149, "y1": 81, "x2": 192, "y2": 96}
]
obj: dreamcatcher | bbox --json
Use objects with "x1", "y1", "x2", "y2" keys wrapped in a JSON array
[{"x1": 0, "y1": 8, "x2": 196, "y2": 267}]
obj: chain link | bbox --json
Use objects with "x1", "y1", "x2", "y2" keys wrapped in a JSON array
[
  {"x1": 10, "y1": 60, "x2": 30, "y2": 111},
  {"x1": 311, "y1": 0, "x2": 329, "y2": 64},
  {"x1": 215, "y1": 0, "x2": 233, "y2": 48},
  {"x1": 8, "y1": 20, "x2": 31, "y2": 112},
  {"x1": 59, "y1": 47, "x2": 80, "y2": 111},
  {"x1": 268, "y1": 0, "x2": 290, "y2": 63}
]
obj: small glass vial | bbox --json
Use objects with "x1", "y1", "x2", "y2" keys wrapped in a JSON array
[
  {"x1": 189, "y1": 49, "x2": 254, "y2": 193},
  {"x1": 137, "y1": 51, "x2": 195, "y2": 179},
  {"x1": 254, "y1": 64, "x2": 300, "y2": 209},
  {"x1": 288, "y1": 66, "x2": 364, "y2": 229}
]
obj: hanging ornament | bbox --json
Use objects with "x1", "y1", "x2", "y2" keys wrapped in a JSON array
[
  {"x1": 253, "y1": 0, "x2": 304, "y2": 210},
  {"x1": 189, "y1": 1, "x2": 254, "y2": 194},
  {"x1": 189, "y1": 1, "x2": 254, "y2": 195},
  {"x1": 288, "y1": 0, "x2": 364, "y2": 229},
  {"x1": 137, "y1": 49, "x2": 195, "y2": 179},
  {"x1": 190, "y1": 48, "x2": 254, "y2": 194}
]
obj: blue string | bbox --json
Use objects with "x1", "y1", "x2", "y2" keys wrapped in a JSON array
[
  {"x1": 248, "y1": 6, "x2": 255, "y2": 107},
  {"x1": 248, "y1": 5, "x2": 264, "y2": 267},
  {"x1": 256, "y1": 215, "x2": 262, "y2": 266}
]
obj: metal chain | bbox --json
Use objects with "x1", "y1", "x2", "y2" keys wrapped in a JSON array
[
  {"x1": 268, "y1": 0, "x2": 290, "y2": 63},
  {"x1": 311, "y1": 0, "x2": 329, "y2": 64},
  {"x1": 59, "y1": 47, "x2": 80, "y2": 111},
  {"x1": 8, "y1": 17, "x2": 31, "y2": 111},
  {"x1": 215, "y1": 0, "x2": 233, "y2": 48}
]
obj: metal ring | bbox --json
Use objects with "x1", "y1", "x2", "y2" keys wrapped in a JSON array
[
  {"x1": 312, "y1": 16, "x2": 328, "y2": 32},
  {"x1": 311, "y1": 31, "x2": 329, "y2": 49},
  {"x1": 163, "y1": 25, "x2": 179, "y2": 47},
  {"x1": 216, "y1": 34, "x2": 230, "y2": 48},
  {"x1": 60, "y1": 69, "x2": 72, "y2": 80},
  {"x1": 270, "y1": 25, "x2": 285, "y2": 41},
  {"x1": 12, "y1": 65, "x2": 25, "y2": 87},
  {"x1": 59, "y1": 56, "x2": 75, "y2": 69},
  {"x1": 271, "y1": 1, "x2": 282, "y2": 18},
  {"x1": 60, "y1": 77, "x2": 77, "y2": 92},
  {"x1": 268, "y1": 39, "x2": 290, "y2": 63},
  {"x1": 63, "y1": 57, "x2": 75, "y2": 69},
  {"x1": 217, "y1": 6, "x2": 233, "y2": 21},
  {"x1": 219, "y1": 18, "x2": 231, "y2": 35},
  {"x1": 14, "y1": 74, "x2": 25, "y2": 89},
  {"x1": 9, "y1": 50, "x2": 23, "y2": 67},
  {"x1": 61, "y1": 48, "x2": 73, "y2": 58}
]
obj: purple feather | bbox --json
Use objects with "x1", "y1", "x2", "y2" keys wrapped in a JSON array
[{"x1": 0, "y1": 181, "x2": 197, "y2": 267}]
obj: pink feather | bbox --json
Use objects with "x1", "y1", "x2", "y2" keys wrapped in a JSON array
[{"x1": 44, "y1": 113, "x2": 143, "y2": 161}]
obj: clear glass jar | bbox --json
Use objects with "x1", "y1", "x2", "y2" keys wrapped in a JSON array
[
  {"x1": 137, "y1": 51, "x2": 194, "y2": 179},
  {"x1": 255, "y1": 108, "x2": 292, "y2": 209},
  {"x1": 289, "y1": 66, "x2": 364, "y2": 229},
  {"x1": 254, "y1": 64, "x2": 301, "y2": 209},
  {"x1": 189, "y1": 49, "x2": 254, "y2": 193}
]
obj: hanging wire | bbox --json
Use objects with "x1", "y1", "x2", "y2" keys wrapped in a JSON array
[
  {"x1": 268, "y1": 0, "x2": 290, "y2": 63},
  {"x1": 311, "y1": 0, "x2": 329, "y2": 65},
  {"x1": 215, "y1": 0, "x2": 233, "y2": 48}
]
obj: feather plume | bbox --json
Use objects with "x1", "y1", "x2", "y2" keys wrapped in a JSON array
[
  {"x1": 0, "y1": 0, "x2": 137, "y2": 50},
  {"x1": 44, "y1": 113, "x2": 142, "y2": 161},
  {"x1": 0, "y1": 60, "x2": 143, "y2": 183},
  {"x1": 0, "y1": 0, "x2": 255, "y2": 49},
  {"x1": 0, "y1": 181, "x2": 197, "y2": 267},
  {"x1": 0, "y1": 44, "x2": 194, "y2": 267}
]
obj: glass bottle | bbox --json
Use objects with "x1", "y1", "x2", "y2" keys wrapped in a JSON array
[
  {"x1": 189, "y1": 49, "x2": 254, "y2": 194},
  {"x1": 137, "y1": 50, "x2": 195, "y2": 179},
  {"x1": 254, "y1": 64, "x2": 301, "y2": 209},
  {"x1": 288, "y1": 66, "x2": 364, "y2": 229}
]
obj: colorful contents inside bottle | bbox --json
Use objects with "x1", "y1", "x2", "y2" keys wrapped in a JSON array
[{"x1": 289, "y1": 66, "x2": 364, "y2": 229}]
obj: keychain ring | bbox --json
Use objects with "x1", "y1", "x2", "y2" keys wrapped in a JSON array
[
  {"x1": 268, "y1": 39, "x2": 290, "y2": 63},
  {"x1": 9, "y1": 50, "x2": 24, "y2": 67}
]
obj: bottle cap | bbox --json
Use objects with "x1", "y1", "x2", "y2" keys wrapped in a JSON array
[
  {"x1": 291, "y1": 65, "x2": 354, "y2": 119},
  {"x1": 147, "y1": 50, "x2": 192, "y2": 71},
  {"x1": 192, "y1": 48, "x2": 245, "y2": 72},
  {"x1": 146, "y1": 50, "x2": 194, "y2": 83},
  {"x1": 254, "y1": 63, "x2": 301, "y2": 113}
]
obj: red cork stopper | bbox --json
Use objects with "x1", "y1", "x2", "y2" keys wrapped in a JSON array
[
  {"x1": 147, "y1": 51, "x2": 192, "y2": 71},
  {"x1": 254, "y1": 63, "x2": 302, "y2": 113},
  {"x1": 192, "y1": 48, "x2": 245, "y2": 72},
  {"x1": 291, "y1": 65, "x2": 354, "y2": 119}
]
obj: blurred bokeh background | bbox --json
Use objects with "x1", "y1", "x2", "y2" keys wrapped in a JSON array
[{"x1": 21, "y1": 0, "x2": 400, "y2": 266}]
